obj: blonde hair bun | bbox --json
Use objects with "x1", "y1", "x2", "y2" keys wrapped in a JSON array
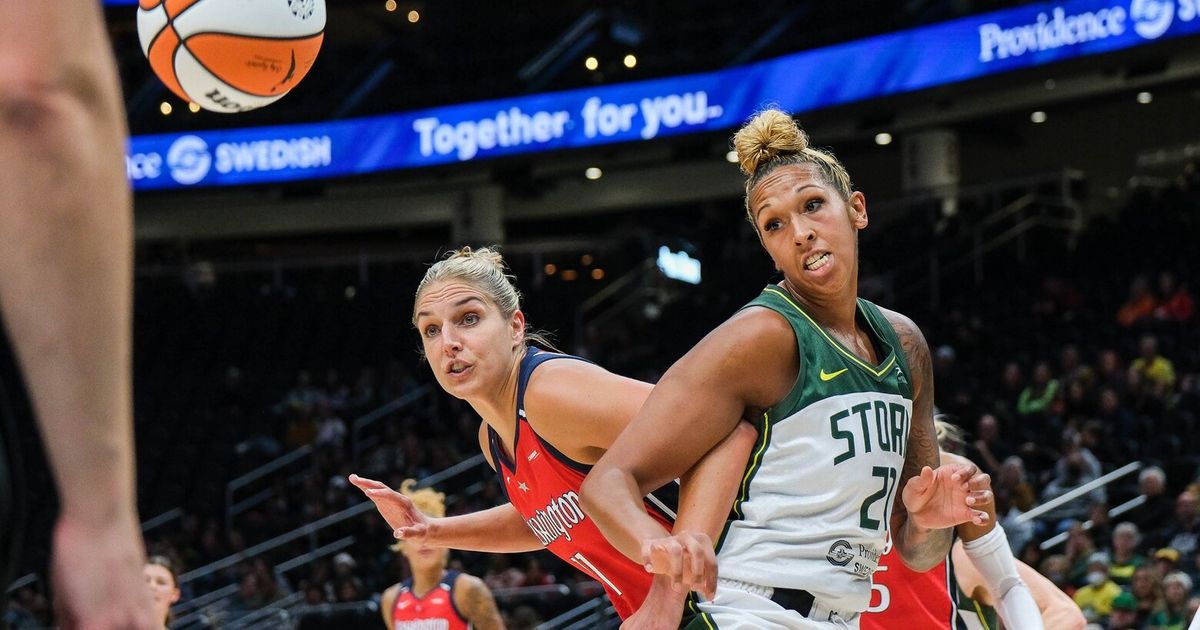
[{"x1": 732, "y1": 109, "x2": 809, "y2": 177}]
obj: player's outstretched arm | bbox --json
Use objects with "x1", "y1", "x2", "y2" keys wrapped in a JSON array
[
  {"x1": 349, "y1": 474, "x2": 543, "y2": 552},
  {"x1": 0, "y1": 3, "x2": 155, "y2": 629}
]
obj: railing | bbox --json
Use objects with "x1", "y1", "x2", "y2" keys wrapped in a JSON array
[
  {"x1": 224, "y1": 386, "x2": 432, "y2": 530},
  {"x1": 537, "y1": 596, "x2": 619, "y2": 630},
  {"x1": 181, "y1": 453, "x2": 488, "y2": 586},
  {"x1": 142, "y1": 506, "x2": 185, "y2": 533},
  {"x1": 1009, "y1": 461, "x2": 1143, "y2": 552}
]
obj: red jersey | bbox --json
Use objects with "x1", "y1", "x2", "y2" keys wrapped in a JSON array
[
  {"x1": 391, "y1": 570, "x2": 470, "y2": 630},
  {"x1": 860, "y1": 535, "x2": 966, "y2": 630},
  {"x1": 487, "y1": 348, "x2": 676, "y2": 620}
]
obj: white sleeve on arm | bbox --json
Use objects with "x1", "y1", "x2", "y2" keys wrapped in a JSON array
[{"x1": 962, "y1": 525, "x2": 1044, "y2": 630}]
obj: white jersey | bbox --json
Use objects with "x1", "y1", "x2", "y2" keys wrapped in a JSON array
[{"x1": 714, "y1": 286, "x2": 914, "y2": 615}]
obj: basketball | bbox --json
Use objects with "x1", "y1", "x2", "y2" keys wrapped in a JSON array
[{"x1": 136, "y1": 0, "x2": 326, "y2": 113}]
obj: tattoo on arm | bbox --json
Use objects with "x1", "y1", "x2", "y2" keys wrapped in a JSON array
[
  {"x1": 887, "y1": 311, "x2": 951, "y2": 567},
  {"x1": 459, "y1": 576, "x2": 506, "y2": 630}
]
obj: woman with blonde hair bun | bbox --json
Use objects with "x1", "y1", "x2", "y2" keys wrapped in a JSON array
[{"x1": 582, "y1": 110, "x2": 992, "y2": 629}]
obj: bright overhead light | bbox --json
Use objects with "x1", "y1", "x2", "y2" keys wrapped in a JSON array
[
  {"x1": 584, "y1": 167, "x2": 603, "y2": 180},
  {"x1": 1030, "y1": 111, "x2": 1048, "y2": 123},
  {"x1": 725, "y1": 150, "x2": 738, "y2": 163},
  {"x1": 407, "y1": 9, "x2": 420, "y2": 22},
  {"x1": 159, "y1": 101, "x2": 173, "y2": 115},
  {"x1": 1136, "y1": 91, "x2": 1153, "y2": 104},
  {"x1": 384, "y1": 0, "x2": 396, "y2": 11},
  {"x1": 584, "y1": 56, "x2": 599, "y2": 71},
  {"x1": 623, "y1": 54, "x2": 637, "y2": 69},
  {"x1": 187, "y1": 102, "x2": 200, "y2": 113},
  {"x1": 874, "y1": 132, "x2": 893, "y2": 146}
]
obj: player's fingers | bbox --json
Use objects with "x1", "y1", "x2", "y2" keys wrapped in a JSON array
[
  {"x1": 952, "y1": 462, "x2": 979, "y2": 483},
  {"x1": 348, "y1": 474, "x2": 386, "y2": 489},
  {"x1": 968, "y1": 472, "x2": 992, "y2": 491},
  {"x1": 971, "y1": 510, "x2": 990, "y2": 526},
  {"x1": 965, "y1": 489, "x2": 993, "y2": 507}
]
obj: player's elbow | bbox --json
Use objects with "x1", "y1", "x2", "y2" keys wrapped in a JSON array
[{"x1": 579, "y1": 465, "x2": 623, "y2": 523}]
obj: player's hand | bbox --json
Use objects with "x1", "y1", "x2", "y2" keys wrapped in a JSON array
[
  {"x1": 621, "y1": 574, "x2": 686, "y2": 630},
  {"x1": 641, "y1": 531, "x2": 717, "y2": 601},
  {"x1": 349, "y1": 474, "x2": 434, "y2": 543},
  {"x1": 51, "y1": 513, "x2": 158, "y2": 630},
  {"x1": 901, "y1": 463, "x2": 990, "y2": 530}
]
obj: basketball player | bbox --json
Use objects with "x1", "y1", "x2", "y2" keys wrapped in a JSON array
[
  {"x1": 0, "y1": 2, "x2": 155, "y2": 629},
  {"x1": 144, "y1": 556, "x2": 182, "y2": 630},
  {"x1": 581, "y1": 109, "x2": 990, "y2": 629},
  {"x1": 380, "y1": 480, "x2": 504, "y2": 630},
  {"x1": 351, "y1": 246, "x2": 755, "y2": 627},
  {"x1": 861, "y1": 420, "x2": 1084, "y2": 630}
]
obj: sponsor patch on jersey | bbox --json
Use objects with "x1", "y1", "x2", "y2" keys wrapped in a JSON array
[{"x1": 826, "y1": 540, "x2": 855, "y2": 567}]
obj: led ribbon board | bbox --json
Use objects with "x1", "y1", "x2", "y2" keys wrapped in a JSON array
[{"x1": 121, "y1": 0, "x2": 1200, "y2": 189}]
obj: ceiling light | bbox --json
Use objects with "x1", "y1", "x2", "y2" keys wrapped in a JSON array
[
  {"x1": 725, "y1": 150, "x2": 738, "y2": 163},
  {"x1": 384, "y1": 0, "x2": 396, "y2": 11},
  {"x1": 623, "y1": 54, "x2": 637, "y2": 69},
  {"x1": 874, "y1": 132, "x2": 893, "y2": 146},
  {"x1": 187, "y1": 102, "x2": 200, "y2": 113},
  {"x1": 1136, "y1": 91, "x2": 1153, "y2": 104},
  {"x1": 585, "y1": 167, "x2": 602, "y2": 180},
  {"x1": 1030, "y1": 111, "x2": 1047, "y2": 123},
  {"x1": 159, "y1": 101, "x2": 172, "y2": 115},
  {"x1": 407, "y1": 9, "x2": 420, "y2": 22}
]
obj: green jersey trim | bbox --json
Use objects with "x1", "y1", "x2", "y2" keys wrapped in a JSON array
[
  {"x1": 761, "y1": 286, "x2": 897, "y2": 379},
  {"x1": 716, "y1": 412, "x2": 770, "y2": 553}
]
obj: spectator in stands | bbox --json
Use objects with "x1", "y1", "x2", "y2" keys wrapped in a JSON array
[
  {"x1": 1117, "y1": 275, "x2": 1159, "y2": 327},
  {"x1": 1073, "y1": 552, "x2": 1122, "y2": 624},
  {"x1": 280, "y1": 370, "x2": 322, "y2": 416},
  {"x1": 1131, "y1": 566, "x2": 1165, "y2": 628},
  {"x1": 1148, "y1": 571, "x2": 1194, "y2": 630},
  {"x1": 1042, "y1": 449, "x2": 1105, "y2": 527},
  {"x1": 995, "y1": 361, "x2": 1026, "y2": 420},
  {"x1": 1109, "y1": 522, "x2": 1146, "y2": 586},
  {"x1": 1152, "y1": 492, "x2": 1200, "y2": 565},
  {"x1": 1132, "y1": 334, "x2": 1177, "y2": 397},
  {"x1": 1098, "y1": 387, "x2": 1138, "y2": 445},
  {"x1": 1041, "y1": 554, "x2": 1076, "y2": 597},
  {"x1": 1018, "y1": 362, "x2": 1061, "y2": 419},
  {"x1": 1155, "y1": 272, "x2": 1195, "y2": 323},
  {"x1": 143, "y1": 556, "x2": 181, "y2": 629},
  {"x1": 313, "y1": 399, "x2": 347, "y2": 449},
  {"x1": 1156, "y1": 549, "x2": 1184, "y2": 583},
  {"x1": 1132, "y1": 467, "x2": 1175, "y2": 534},
  {"x1": 1065, "y1": 520, "x2": 1099, "y2": 584},
  {"x1": 1107, "y1": 591, "x2": 1140, "y2": 630},
  {"x1": 1097, "y1": 350, "x2": 1128, "y2": 397},
  {"x1": 969, "y1": 413, "x2": 1012, "y2": 477}
]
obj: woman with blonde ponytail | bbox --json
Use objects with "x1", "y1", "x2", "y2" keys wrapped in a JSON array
[
  {"x1": 583, "y1": 110, "x2": 993, "y2": 628},
  {"x1": 350, "y1": 246, "x2": 755, "y2": 627}
]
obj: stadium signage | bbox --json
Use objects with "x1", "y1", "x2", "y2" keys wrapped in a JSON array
[{"x1": 120, "y1": 0, "x2": 1200, "y2": 190}]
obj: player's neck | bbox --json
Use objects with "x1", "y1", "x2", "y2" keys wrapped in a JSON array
[
  {"x1": 467, "y1": 347, "x2": 523, "y2": 439},
  {"x1": 410, "y1": 567, "x2": 446, "y2": 597},
  {"x1": 781, "y1": 279, "x2": 860, "y2": 333}
]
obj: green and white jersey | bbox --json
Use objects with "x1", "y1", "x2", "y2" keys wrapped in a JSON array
[{"x1": 716, "y1": 284, "x2": 915, "y2": 615}]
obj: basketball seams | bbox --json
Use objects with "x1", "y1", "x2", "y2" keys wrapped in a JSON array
[{"x1": 181, "y1": 32, "x2": 323, "y2": 98}]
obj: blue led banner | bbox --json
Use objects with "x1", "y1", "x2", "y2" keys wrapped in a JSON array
[{"x1": 123, "y1": 0, "x2": 1200, "y2": 189}]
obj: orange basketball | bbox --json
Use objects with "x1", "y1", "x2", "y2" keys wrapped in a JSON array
[{"x1": 136, "y1": 0, "x2": 326, "y2": 113}]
